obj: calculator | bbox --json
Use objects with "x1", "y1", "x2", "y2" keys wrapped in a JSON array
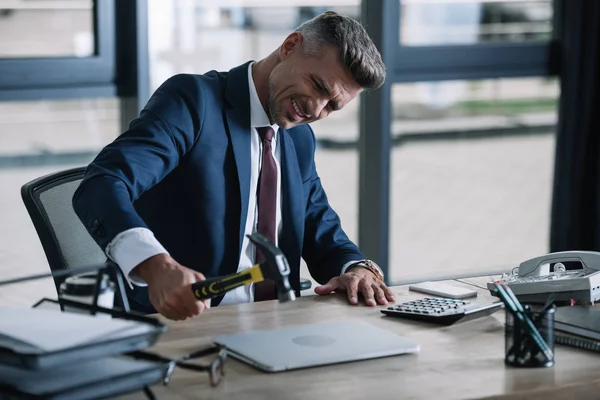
[{"x1": 381, "y1": 297, "x2": 503, "y2": 325}]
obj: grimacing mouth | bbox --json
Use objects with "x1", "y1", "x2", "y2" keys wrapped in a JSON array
[{"x1": 291, "y1": 97, "x2": 308, "y2": 118}]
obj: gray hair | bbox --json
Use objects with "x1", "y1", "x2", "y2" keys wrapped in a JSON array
[{"x1": 295, "y1": 11, "x2": 386, "y2": 90}]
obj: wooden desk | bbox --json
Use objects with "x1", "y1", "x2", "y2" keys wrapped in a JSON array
[{"x1": 121, "y1": 281, "x2": 600, "y2": 400}]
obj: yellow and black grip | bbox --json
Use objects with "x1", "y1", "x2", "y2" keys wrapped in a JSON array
[{"x1": 191, "y1": 264, "x2": 264, "y2": 300}]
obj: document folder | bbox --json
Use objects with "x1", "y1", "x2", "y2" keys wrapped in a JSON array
[
  {"x1": 0, "y1": 356, "x2": 168, "y2": 400},
  {"x1": 0, "y1": 301, "x2": 167, "y2": 370}
]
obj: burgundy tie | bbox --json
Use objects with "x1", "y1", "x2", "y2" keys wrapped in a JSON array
[{"x1": 254, "y1": 126, "x2": 277, "y2": 301}]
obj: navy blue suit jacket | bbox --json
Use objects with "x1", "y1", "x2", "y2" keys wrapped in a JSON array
[{"x1": 73, "y1": 62, "x2": 364, "y2": 312}]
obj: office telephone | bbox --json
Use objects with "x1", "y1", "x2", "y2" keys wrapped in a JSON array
[{"x1": 487, "y1": 251, "x2": 600, "y2": 304}]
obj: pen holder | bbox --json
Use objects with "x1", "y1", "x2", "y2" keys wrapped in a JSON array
[{"x1": 504, "y1": 304, "x2": 555, "y2": 368}]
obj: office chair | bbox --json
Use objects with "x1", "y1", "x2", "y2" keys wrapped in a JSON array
[
  {"x1": 21, "y1": 167, "x2": 108, "y2": 293},
  {"x1": 21, "y1": 167, "x2": 311, "y2": 296}
]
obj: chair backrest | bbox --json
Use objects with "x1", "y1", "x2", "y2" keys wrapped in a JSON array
[{"x1": 21, "y1": 167, "x2": 107, "y2": 292}]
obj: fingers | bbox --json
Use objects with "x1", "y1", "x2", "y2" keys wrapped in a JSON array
[
  {"x1": 139, "y1": 257, "x2": 213, "y2": 321},
  {"x1": 163, "y1": 308, "x2": 188, "y2": 321},
  {"x1": 364, "y1": 281, "x2": 396, "y2": 306},
  {"x1": 155, "y1": 290, "x2": 188, "y2": 321},
  {"x1": 359, "y1": 280, "x2": 376, "y2": 307},
  {"x1": 314, "y1": 277, "x2": 340, "y2": 295},
  {"x1": 382, "y1": 285, "x2": 396, "y2": 303},
  {"x1": 373, "y1": 285, "x2": 388, "y2": 305},
  {"x1": 152, "y1": 284, "x2": 208, "y2": 321},
  {"x1": 157, "y1": 300, "x2": 189, "y2": 321},
  {"x1": 193, "y1": 271, "x2": 206, "y2": 281},
  {"x1": 181, "y1": 287, "x2": 206, "y2": 316},
  {"x1": 346, "y1": 277, "x2": 360, "y2": 305},
  {"x1": 160, "y1": 294, "x2": 205, "y2": 321}
]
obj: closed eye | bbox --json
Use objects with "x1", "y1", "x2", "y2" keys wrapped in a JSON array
[
  {"x1": 311, "y1": 79, "x2": 325, "y2": 94},
  {"x1": 308, "y1": 74, "x2": 341, "y2": 113},
  {"x1": 309, "y1": 75, "x2": 330, "y2": 96}
]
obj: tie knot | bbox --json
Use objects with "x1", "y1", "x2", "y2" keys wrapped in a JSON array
[{"x1": 257, "y1": 126, "x2": 274, "y2": 142}]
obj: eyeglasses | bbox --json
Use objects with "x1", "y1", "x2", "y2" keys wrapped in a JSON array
[{"x1": 128, "y1": 344, "x2": 227, "y2": 387}]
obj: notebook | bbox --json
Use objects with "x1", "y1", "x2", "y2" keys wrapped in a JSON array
[
  {"x1": 555, "y1": 332, "x2": 600, "y2": 353},
  {"x1": 554, "y1": 306, "x2": 600, "y2": 341}
]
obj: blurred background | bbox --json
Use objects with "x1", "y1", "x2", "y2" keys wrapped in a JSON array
[{"x1": 0, "y1": 0, "x2": 559, "y2": 306}]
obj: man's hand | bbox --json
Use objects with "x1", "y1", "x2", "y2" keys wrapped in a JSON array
[
  {"x1": 133, "y1": 253, "x2": 209, "y2": 320},
  {"x1": 314, "y1": 267, "x2": 396, "y2": 306}
]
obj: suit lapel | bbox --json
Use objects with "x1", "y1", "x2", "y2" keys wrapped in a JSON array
[
  {"x1": 279, "y1": 128, "x2": 304, "y2": 279},
  {"x1": 224, "y1": 62, "x2": 253, "y2": 257}
]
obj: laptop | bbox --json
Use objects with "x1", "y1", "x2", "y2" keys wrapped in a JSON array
[{"x1": 213, "y1": 320, "x2": 419, "y2": 372}]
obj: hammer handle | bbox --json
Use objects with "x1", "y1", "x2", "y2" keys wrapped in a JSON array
[{"x1": 191, "y1": 264, "x2": 264, "y2": 300}]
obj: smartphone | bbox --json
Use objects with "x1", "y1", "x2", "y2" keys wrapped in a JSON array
[{"x1": 408, "y1": 281, "x2": 477, "y2": 299}]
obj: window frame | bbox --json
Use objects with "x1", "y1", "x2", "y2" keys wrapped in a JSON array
[{"x1": 0, "y1": 0, "x2": 116, "y2": 100}]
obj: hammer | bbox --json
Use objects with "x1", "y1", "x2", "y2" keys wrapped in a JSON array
[{"x1": 191, "y1": 232, "x2": 296, "y2": 302}]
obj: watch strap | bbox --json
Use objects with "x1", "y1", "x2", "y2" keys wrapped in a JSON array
[{"x1": 348, "y1": 260, "x2": 384, "y2": 281}]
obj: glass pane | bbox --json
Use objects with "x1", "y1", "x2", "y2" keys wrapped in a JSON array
[
  {"x1": 389, "y1": 77, "x2": 558, "y2": 284},
  {"x1": 400, "y1": 0, "x2": 553, "y2": 46},
  {"x1": 0, "y1": 97, "x2": 120, "y2": 307},
  {"x1": 0, "y1": 1, "x2": 95, "y2": 58},
  {"x1": 0, "y1": 98, "x2": 120, "y2": 157},
  {"x1": 148, "y1": 2, "x2": 360, "y2": 91}
]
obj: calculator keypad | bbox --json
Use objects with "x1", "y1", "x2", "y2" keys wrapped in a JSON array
[
  {"x1": 381, "y1": 297, "x2": 502, "y2": 325},
  {"x1": 388, "y1": 298, "x2": 468, "y2": 315}
]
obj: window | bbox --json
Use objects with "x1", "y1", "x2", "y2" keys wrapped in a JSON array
[
  {"x1": 400, "y1": 0, "x2": 553, "y2": 46},
  {"x1": 0, "y1": 98, "x2": 120, "y2": 158},
  {"x1": 0, "y1": 1, "x2": 95, "y2": 58},
  {"x1": 388, "y1": 77, "x2": 558, "y2": 283}
]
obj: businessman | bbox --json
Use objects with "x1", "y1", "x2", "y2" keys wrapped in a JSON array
[{"x1": 73, "y1": 11, "x2": 395, "y2": 320}]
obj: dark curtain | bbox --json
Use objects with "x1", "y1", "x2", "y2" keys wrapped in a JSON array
[{"x1": 550, "y1": 0, "x2": 600, "y2": 252}]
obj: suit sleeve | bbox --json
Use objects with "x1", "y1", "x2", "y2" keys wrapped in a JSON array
[
  {"x1": 72, "y1": 74, "x2": 206, "y2": 250},
  {"x1": 301, "y1": 128, "x2": 365, "y2": 284}
]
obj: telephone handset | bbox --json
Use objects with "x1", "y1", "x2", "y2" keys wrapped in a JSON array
[
  {"x1": 487, "y1": 251, "x2": 600, "y2": 304},
  {"x1": 516, "y1": 250, "x2": 600, "y2": 277}
]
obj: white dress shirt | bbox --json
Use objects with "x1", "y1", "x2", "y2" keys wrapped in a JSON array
[{"x1": 105, "y1": 63, "x2": 368, "y2": 305}]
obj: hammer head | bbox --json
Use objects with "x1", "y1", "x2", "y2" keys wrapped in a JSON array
[{"x1": 247, "y1": 233, "x2": 296, "y2": 302}]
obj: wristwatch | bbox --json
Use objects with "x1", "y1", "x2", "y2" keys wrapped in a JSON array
[{"x1": 349, "y1": 260, "x2": 384, "y2": 281}]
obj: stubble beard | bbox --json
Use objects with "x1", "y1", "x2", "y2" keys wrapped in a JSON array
[{"x1": 267, "y1": 76, "x2": 290, "y2": 128}]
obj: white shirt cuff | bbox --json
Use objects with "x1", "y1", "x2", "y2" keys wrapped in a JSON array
[
  {"x1": 341, "y1": 260, "x2": 384, "y2": 277},
  {"x1": 105, "y1": 228, "x2": 169, "y2": 287}
]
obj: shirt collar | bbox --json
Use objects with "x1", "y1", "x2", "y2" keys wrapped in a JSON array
[{"x1": 248, "y1": 62, "x2": 279, "y2": 133}]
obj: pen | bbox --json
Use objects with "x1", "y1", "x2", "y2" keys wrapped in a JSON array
[{"x1": 494, "y1": 283, "x2": 554, "y2": 363}]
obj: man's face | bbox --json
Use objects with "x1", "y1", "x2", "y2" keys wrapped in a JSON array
[{"x1": 267, "y1": 34, "x2": 362, "y2": 129}]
